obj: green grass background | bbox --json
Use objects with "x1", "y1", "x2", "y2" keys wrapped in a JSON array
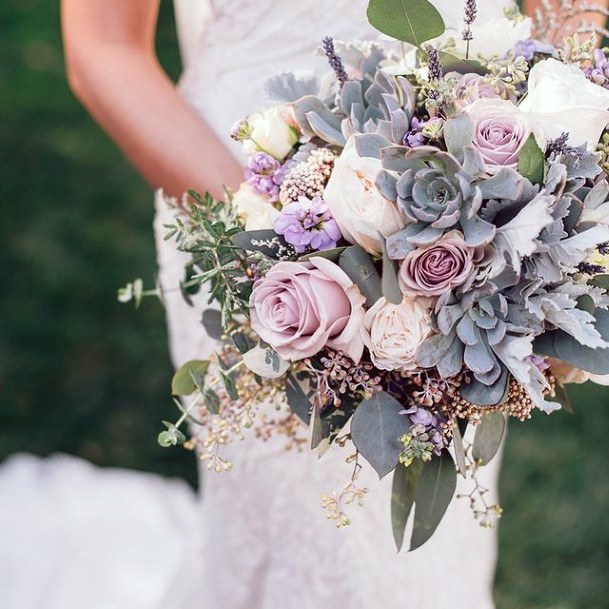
[{"x1": 1, "y1": 1, "x2": 608, "y2": 607}]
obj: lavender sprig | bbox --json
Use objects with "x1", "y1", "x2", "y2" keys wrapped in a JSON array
[
  {"x1": 426, "y1": 46, "x2": 443, "y2": 100},
  {"x1": 322, "y1": 36, "x2": 349, "y2": 85},
  {"x1": 545, "y1": 132, "x2": 578, "y2": 159},
  {"x1": 462, "y1": 0, "x2": 477, "y2": 59}
]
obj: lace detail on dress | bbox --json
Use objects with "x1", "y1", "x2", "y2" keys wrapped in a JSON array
[{"x1": 155, "y1": 2, "x2": 501, "y2": 606}]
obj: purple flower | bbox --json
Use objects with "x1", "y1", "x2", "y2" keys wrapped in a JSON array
[
  {"x1": 273, "y1": 196, "x2": 342, "y2": 253},
  {"x1": 400, "y1": 406, "x2": 448, "y2": 456},
  {"x1": 245, "y1": 152, "x2": 282, "y2": 201},
  {"x1": 402, "y1": 116, "x2": 444, "y2": 148},
  {"x1": 585, "y1": 49, "x2": 609, "y2": 89},
  {"x1": 512, "y1": 39, "x2": 554, "y2": 62}
]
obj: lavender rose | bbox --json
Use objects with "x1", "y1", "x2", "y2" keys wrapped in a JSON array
[
  {"x1": 465, "y1": 98, "x2": 537, "y2": 174},
  {"x1": 250, "y1": 257, "x2": 366, "y2": 362},
  {"x1": 453, "y1": 73, "x2": 500, "y2": 108},
  {"x1": 399, "y1": 231, "x2": 487, "y2": 297},
  {"x1": 274, "y1": 196, "x2": 342, "y2": 253},
  {"x1": 363, "y1": 297, "x2": 433, "y2": 371}
]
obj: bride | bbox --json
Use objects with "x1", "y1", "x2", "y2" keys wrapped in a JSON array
[{"x1": 1, "y1": 1, "x2": 604, "y2": 608}]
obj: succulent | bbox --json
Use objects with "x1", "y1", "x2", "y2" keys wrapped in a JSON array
[
  {"x1": 380, "y1": 145, "x2": 529, "y2": 258},
  {"x1": 291, "y1": 47, "x2": 416, "y2": 148}
]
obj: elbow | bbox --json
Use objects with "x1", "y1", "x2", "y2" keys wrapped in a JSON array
[{"x1": 64, "y1": 43, "x2": 89, "y2": 102}]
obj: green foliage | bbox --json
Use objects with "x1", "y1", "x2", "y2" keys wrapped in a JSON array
[
  {"x1": 381, "y1": 237, "x2": 402, "y2": 305},
  {"x1": 367, "y1": 0, "x2": 445, "y2": 47},
  {"x1": 171, "y1": 360, "x2": 210, "y2": 396},
  {"x1": 518, "y1": 134, "x2": 546, "y2": 185},
  {"x1": 338, "y1": 246, "x2": 383, "y2": 306},
  {"x1": 168, "y1": 191, "x2": 251, "y2": 325},
  {"x1": 473, "y1": 412, "x2": 507, "y2": 465},
  {"x1": 351, "y1": 391, "x2": 410, "y2": 478},
  {"x1": 410, "y1": 451, "x2": 457, "y2": 550},
  {"x1": 391, "y1": 460, "x2": 421, "y2": 551}
]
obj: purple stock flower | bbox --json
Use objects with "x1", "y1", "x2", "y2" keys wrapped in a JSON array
[
  {"x1": 585, "y1": 49, "x2": 609, "y2": 89},
  {"x1": 401, "y1": 406, "x2": 448, "y2": 456},
  {"x1": 403, "y1": 117, "x2": 428, "y2": 148},
  {"x1": 245, "y1": 152, "x2": 282, "y2": 201},
  {"x1": 273, "y1": 196, "x2": 342, "y2": 253}
]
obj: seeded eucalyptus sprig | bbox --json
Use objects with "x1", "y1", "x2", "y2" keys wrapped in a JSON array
[{"x1": 165, "y1": 190, "x2": 252, "y2": 325}]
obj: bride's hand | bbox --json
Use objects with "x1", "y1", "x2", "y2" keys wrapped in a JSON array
[{"x1": 61, "y1": 0, "x2": 243, "y2": 199}]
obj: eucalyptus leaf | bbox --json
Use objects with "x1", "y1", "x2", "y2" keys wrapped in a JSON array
[
  {"x1": 171, "y1": 360, "x2": 210, "y2": 396},
  {"x1": 202, "y1": 309, "x2": 224, "y2": 340},
  {"x1": 203, "y1": 388, "x2": 221, "y2": 415},
  {"x1": 299, "y1": 247, "x2": 348, "y2": 262},
  {"x1": 367, "y1": 0, "x2": 445, "y2": 47},
  {"x1": 220, "y1": 369, "x2": 239, "y2": 401},
  {"x1": 232, "y1": 230, "x2": 292, "y2": 259},
  {"x1": 591, "y1": 274, "x2": 609, "y2": 289},
  {"x1": 472, "y1": 412, "x2": 506, "y2": 465},
  {"x1": 285, "y1": 372, "x2": 313, "y2": 424},
  {"x1": 410, "y1": 452, "x2": 457, "y2": 551},
  {"x1": 381, "y1": 237, "x2": 403, "y2": 305},
  {"x1": 518, "y1": 134, "x2": 545, "y2": 186},
  {"x1": 339, "y1": 246, "x2": 383, "y2": 306},
  {"x1": 444, "y1": 113, "x2": 474, "y2": 163},
  {"x1": 451, "y1": 423, "x2": 467, "y2": 478},
  {"x1": 391, "y1": 461, "x2": 422, "y2": 551},
  {"x1": 351, "y1": 391, "x2": 411, "y2": 478},
  {"x1": 242, "y1": 345, "x2": 290, "y2": 379},
  {"x1": 440, "y1": 52, "x2": 486, "y2": 75}
]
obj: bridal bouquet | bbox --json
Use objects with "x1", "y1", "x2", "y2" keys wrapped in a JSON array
[{"x1": 122, "y1": 0, "x2": 609, "y2": 550}]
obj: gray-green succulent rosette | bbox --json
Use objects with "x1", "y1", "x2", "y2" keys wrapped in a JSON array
[{"x1": 123, "y1": 0, "x2": 609, "y2": 551}]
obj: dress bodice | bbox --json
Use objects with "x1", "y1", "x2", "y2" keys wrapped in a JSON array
[{"x1": 173, "y1": 0, "x2": 376, "y2": 153}]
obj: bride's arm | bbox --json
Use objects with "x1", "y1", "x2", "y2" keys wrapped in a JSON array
[{"x1": 61, "y1": 0, "x2": 243, "y2": 199}]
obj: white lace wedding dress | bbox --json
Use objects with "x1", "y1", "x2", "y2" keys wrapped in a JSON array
[{"x1": 0, "y1": 1, "x2": 509, "y2": 607}]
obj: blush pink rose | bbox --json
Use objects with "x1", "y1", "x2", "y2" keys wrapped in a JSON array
[
  {"x1": 250, "y1": 257, "x2": 366, "y2": 362},
  {"x1": 465, "y1": 98, "x2": 536, "y2": 174},
  {"x1": 399, "y1": 231, "x2": 488, "y2": 297}
]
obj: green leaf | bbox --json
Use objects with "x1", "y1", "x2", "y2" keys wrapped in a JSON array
[
  {"x1": 410, "y1": 452, "x2": 457, "y2": 551},
  {"x1": 518, "y1": 134, "x2": 545, "y2": 185},
  {"x1": 285, "y1": 372, "x2": 313, "y2": 424},
  {"x1": 381, "y1": 236, "x2": 403, "y2": 305},
  {"x1": 367, "y1": 0, "x2": 445, "y2": 47},
  {"x1": 171, "y1": 360, "x2": 210, "y2": 396},
  {"x1": 157, "y1": 421, "x2": 186, "y2": 448},
  {"x1": 202, "y1": 309, "x2": 224, "y2": 340},
  {"x1": 232, "y1": 229, "x2": 291, "y2": 259},
  {"x1": 299, "y1": 247, "x2": 348, "y2": 262},
  {"x1": 591, "y1": 274, "x2": 609, "y2": 289},
  {"x1": 391, "y1": 461, "x2": 422, "y2": 551},
  {"x1": 472, "y1": 412, "x2": 506, "y2": 465},
  {"x1": 203, "y1": 388, "x2": 221, "y2": 414},
  {"x1": 534, "y1": 309, "x2": 609, "y2": 375},
  {"x1": 351, "y1": 391, "x2": 411, "y2": 478},
  {"x1": 220, "y1": 369, "x2": 239, "y2": 401},
  {"x1": 439, "y1": 52, "x2": 486, "y2": 75},
  {"x1": 242, "y1": 345, "x2": 289, "y2": 379},
  {"x1": 339, "y1": 246, "x2": 383, "y2": 307},
  {"x1": 451, "y1": 422, "x2": 467, "y2": 478}
]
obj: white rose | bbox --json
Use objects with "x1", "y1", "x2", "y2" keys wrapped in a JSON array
[
  {"x1": 519, "y1": 58, "x2": 609, "y2": 148},
  {"x1": 363, "y1": 297, "x2": 433, "y2": 371},
  {"x1": 323, "y1": 135, "x2": 405, "y2": 255},
  {"x1": 243, "y1": 106, "x2": 298, "y2": 161},
  {"x1": 232, "y1": 183, "x2": 280, "y2": 230}
]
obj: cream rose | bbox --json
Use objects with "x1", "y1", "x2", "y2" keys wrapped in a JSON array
[
  {"x1": 363, "y1": 297, "x2": 433, "y2": 371},
  {"x1": 519, "y1": 58, "x2": 609, "y2": 148},
  {"x1": 323, "y1": 135, "x2": 405, "y2": 255},
  {"x1": 549, "y1": 358, "x2": 609, "y2": 386},
  {"x1": 232, "y1": 183, "x2": 280, "y2": 231},
  {"x1": 243, "y1": 106, "x2": 299, "y2": 161}
]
